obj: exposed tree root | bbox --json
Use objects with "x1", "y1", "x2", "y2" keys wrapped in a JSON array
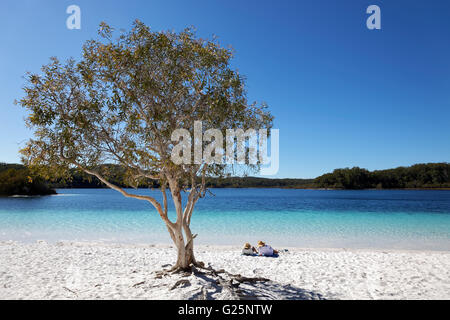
[
  {"x1": 233, "y1": 275, "x2": 270, "y2": 283},
  {"x1": 193, "y1": 264, "x2": 270, "y2": 283},
  {"x1": 132, "y1": 281, "x2": 145, "y2": 288},
  {"x1": 155, "y1": 260, "x2": 205, "y2": 275},
  {"x1": 152, "y1": 261, "x2": 271, "y2": 299},
  {"x1": 63, "y1": 286, "x2": 78, "y2": 296},
  {"x1": 191, "y1": 264, "x2": 271, "y2": 299},
  {"x1": 193, "y1": 260, "x2": 205, "y2": 268},
  {"x1": 170, "y1": 279, "x2": 191, "y2": 290}
]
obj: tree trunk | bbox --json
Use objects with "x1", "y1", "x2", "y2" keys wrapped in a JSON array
[
  {"x1": 171, "y1": 222, "x2": 197, "y2": 271},
  {"x1": 165, "y1": 177, "x2": 199, "y2": 271}
]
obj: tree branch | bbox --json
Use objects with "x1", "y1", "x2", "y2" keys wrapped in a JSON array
[
  {"x1": 161, "y1": 183, "x2": 169, "y2": 216},
  {"x1": 80, "y1": 166, "x2": 174, "y2": 227},
  {"x1": 58, "y1": 145, "x2": 174, "y2": 227}
]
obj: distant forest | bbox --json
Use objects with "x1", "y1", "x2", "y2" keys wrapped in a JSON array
[
  {"x1": 0, "y1": 163, "x2": 56, "y2": 196},
  {"x1": 1, "y1": 162, "x2": 450, "y2": 196},
  {"x1": 315, "y1": 163, "x2": 450, "y2": 189}
]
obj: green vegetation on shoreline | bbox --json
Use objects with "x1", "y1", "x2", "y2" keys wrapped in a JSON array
[
  {"x1": 315, "y1": 163, "x2": 450, "y2": 189},
  {"x1": 0, "y1": 164, "x2": 56, "y2": 196},
  {"x1": 1, "y1": 162, "x2": 449, "y2": 194}
]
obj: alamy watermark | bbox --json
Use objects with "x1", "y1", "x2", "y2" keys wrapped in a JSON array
[
  {"x1": 366, "y1": 5, "x2": 381, "y2": 30},
  {"x1": 65, "y1": 5, "x2": 381, "y2": 31},
  {"x1": 171, "y1": 121, "x2": 279, "y2": 176},
  {"x1": 66, "y1": 5, "x2": 81, "y2": 30}
]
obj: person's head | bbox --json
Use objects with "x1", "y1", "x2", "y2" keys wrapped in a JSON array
[
  {"x1": 243, "y1": 242, "x2": 252, "y2": 249},
  {"x1": 257, "y1": 240, "x2": 266, "y2": 247}
]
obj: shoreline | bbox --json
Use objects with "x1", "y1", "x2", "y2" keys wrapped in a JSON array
[
  {"x1": 2, "y1": 186, "x2": 450, "y2": 199},
  {"x1": 3, "y1": 239, "x2": 450, "y2": 254},
  {"x1": 1, "y1": 241, "x2": 449, "y2": 300}
]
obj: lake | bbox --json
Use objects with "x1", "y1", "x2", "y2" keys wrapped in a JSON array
[{"x1": 1, "y1": 188, "x2": 450, "y2": 250}]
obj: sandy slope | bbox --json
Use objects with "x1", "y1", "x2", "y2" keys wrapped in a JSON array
[{"x1": 0, "y1": 241, "x2": 449, "y2": 300}]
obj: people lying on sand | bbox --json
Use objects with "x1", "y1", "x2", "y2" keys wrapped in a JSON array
[
  {"x1": 241, "y1": 242, "x2": 257, "y2": 255},
  {"x1": 256, "y1": 241, "x2": 279, "y2": 256}
]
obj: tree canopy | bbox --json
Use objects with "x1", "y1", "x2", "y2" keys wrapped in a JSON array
[{"x1": 19, "y1": 21, "x2": 272, "y2": 185}]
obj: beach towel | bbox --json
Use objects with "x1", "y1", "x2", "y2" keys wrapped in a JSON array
[{"x1": 240, "y1": 253, "x2": 279, "y2": 258}]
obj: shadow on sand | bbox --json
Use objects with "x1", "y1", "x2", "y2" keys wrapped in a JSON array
[{"x1": 187, "y1": 269, "x2": 325, "y2": 300}]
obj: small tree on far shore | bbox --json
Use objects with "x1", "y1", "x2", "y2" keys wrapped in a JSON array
[{"x1": 17, "y1": 20, "x2": 273, "y2": 271}]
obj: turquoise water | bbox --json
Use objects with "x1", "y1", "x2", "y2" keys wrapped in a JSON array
[{"x1": 0, "y1": 188, "x2": 450, "y2": 250}]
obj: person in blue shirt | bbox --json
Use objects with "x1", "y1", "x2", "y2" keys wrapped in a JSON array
[{"x1": 256, "y1": 241, "x2": 279, "y2": 256}]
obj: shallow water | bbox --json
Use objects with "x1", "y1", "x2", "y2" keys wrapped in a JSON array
[{"x1": 0, "y1": 188, "x2": 449, "y2": 250}]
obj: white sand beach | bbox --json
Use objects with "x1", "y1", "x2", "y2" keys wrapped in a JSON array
[{"x1": 0, "y1": 241, "x2": 449, "y2": 300}]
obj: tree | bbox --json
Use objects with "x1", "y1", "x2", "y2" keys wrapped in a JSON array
[{"x1": 17, "y1": 20, "x2": 273, "y2": 271}]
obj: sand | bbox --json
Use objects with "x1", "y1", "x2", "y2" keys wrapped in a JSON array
[{"x1": 0, "y1": 241, "x2": 449, "y2": 300}]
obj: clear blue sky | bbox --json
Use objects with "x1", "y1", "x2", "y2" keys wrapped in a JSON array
[{"x1": 1, "y1": 0, "x2": 449, "y2": 178}]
